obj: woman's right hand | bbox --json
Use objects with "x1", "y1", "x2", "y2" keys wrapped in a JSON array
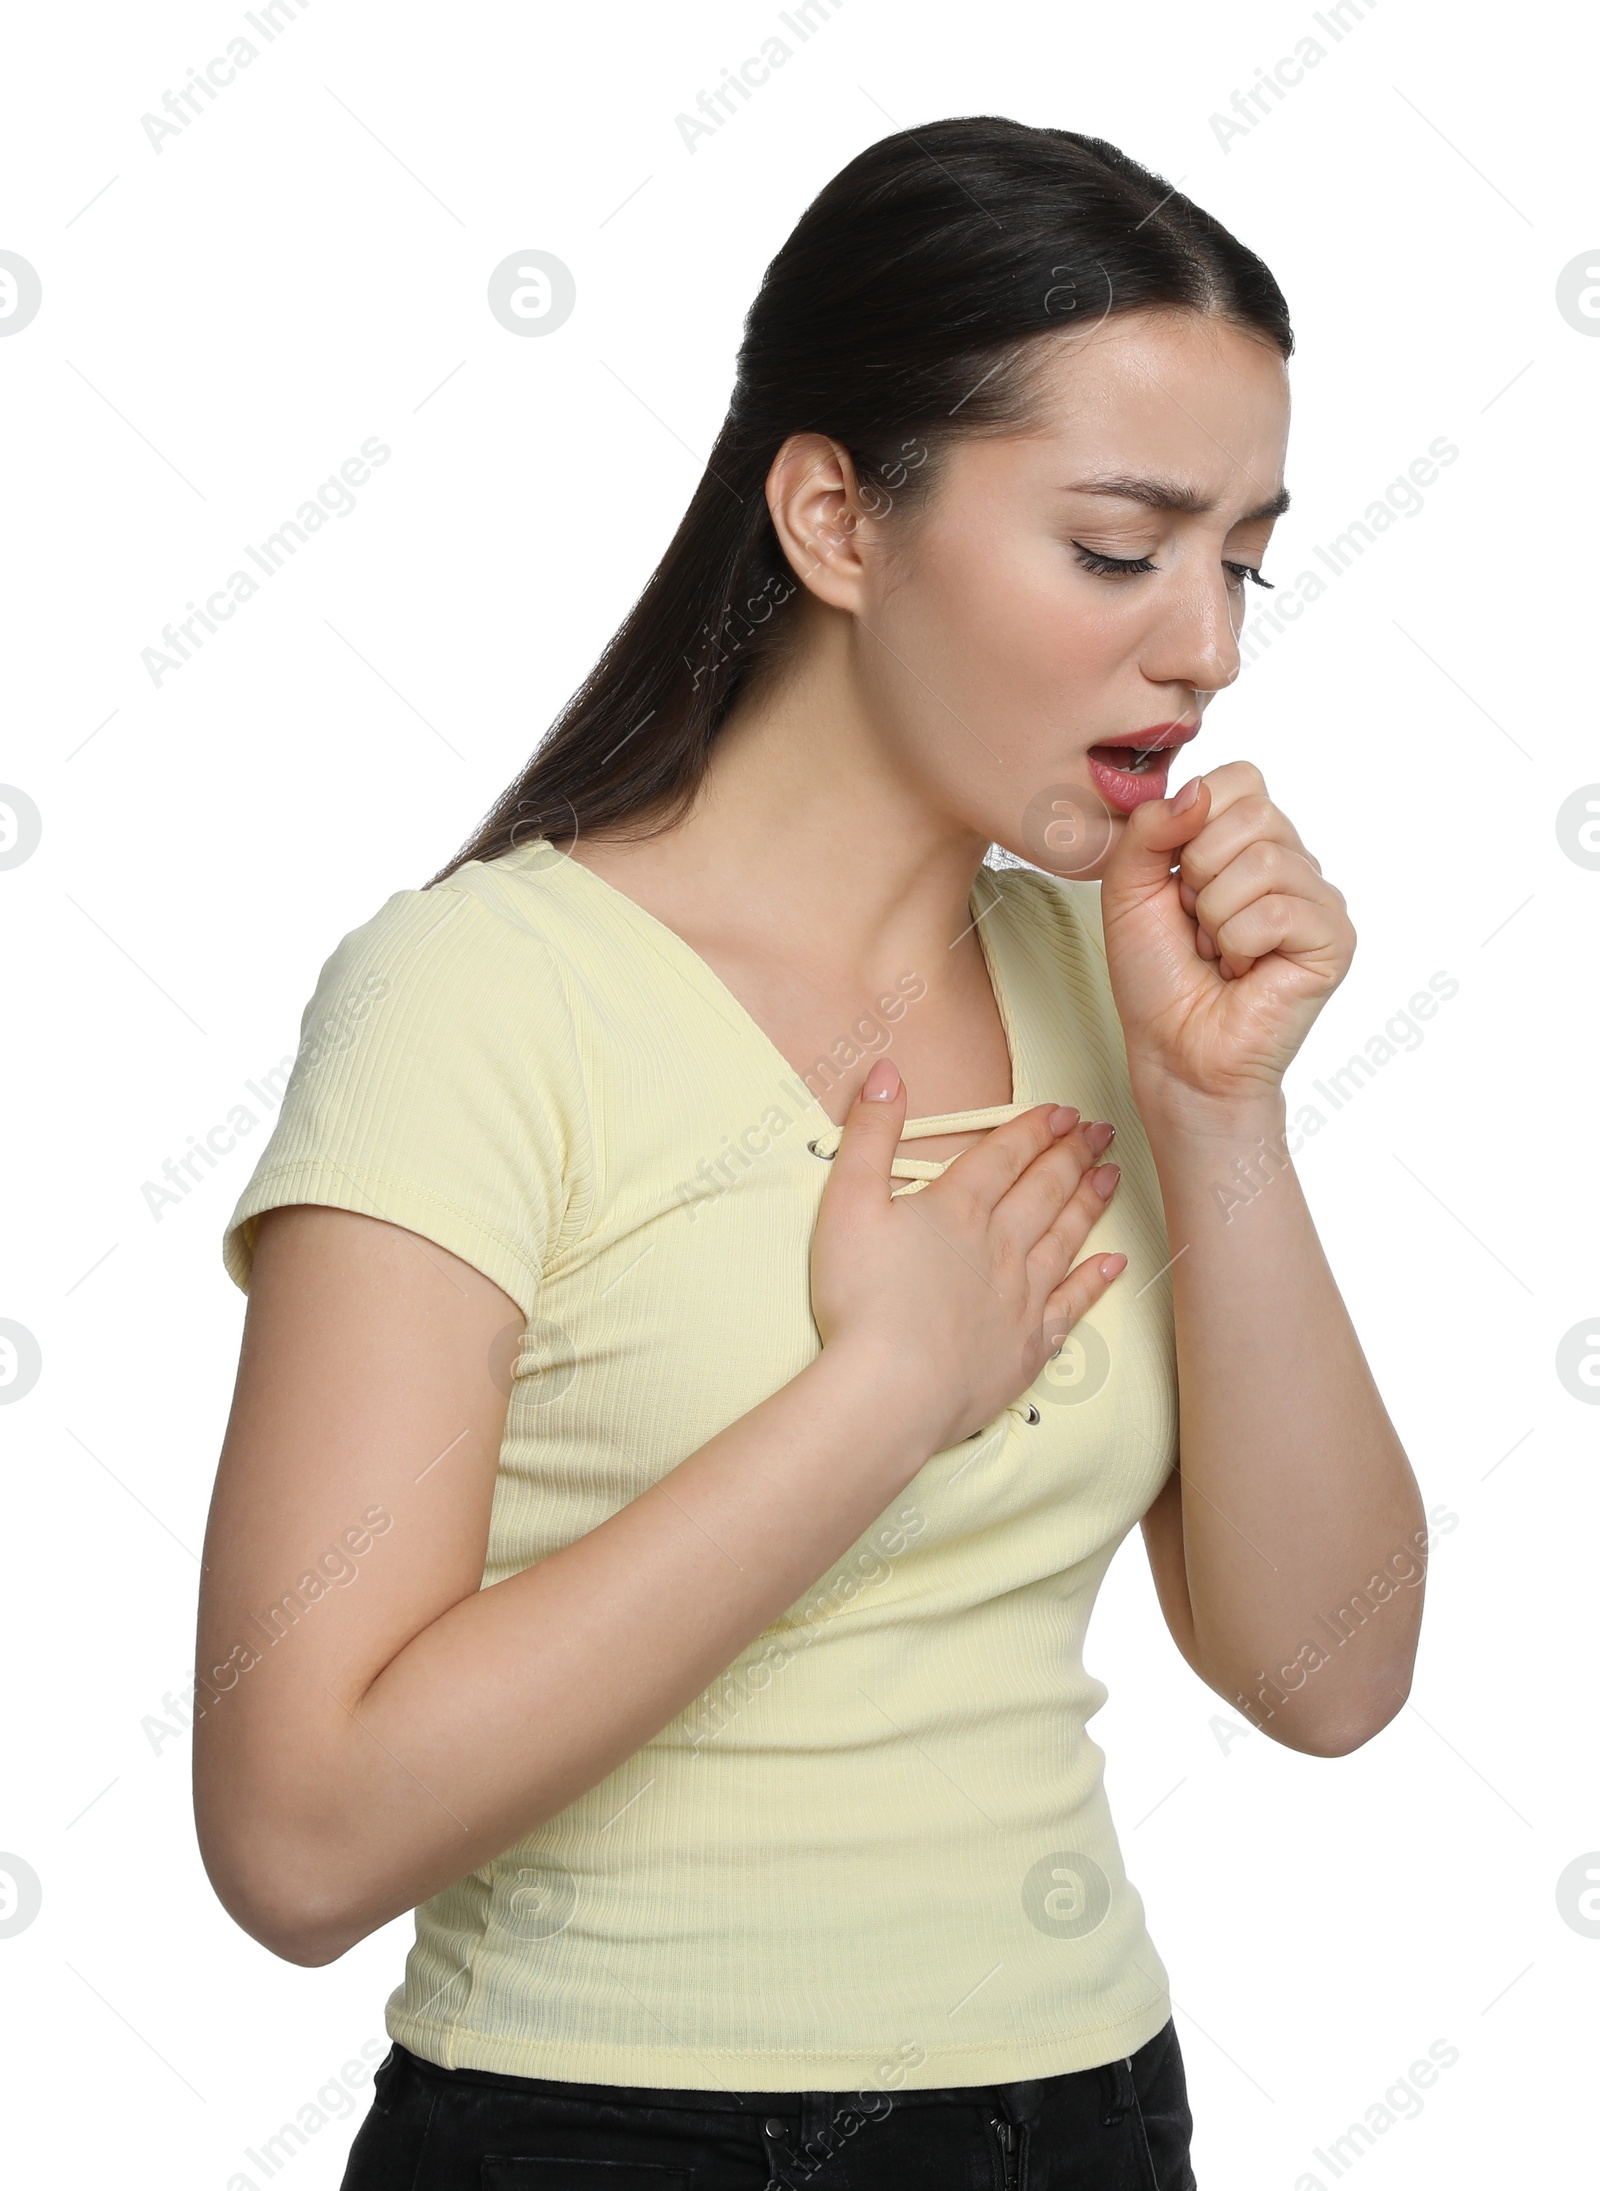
[{"x1": 809, "y1": 1057, "x2": 1126, "y2": 1455}]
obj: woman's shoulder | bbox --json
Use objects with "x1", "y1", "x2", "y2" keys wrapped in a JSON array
[
  {"x1": 312, "y1": 849, "x2": 581, "y2": 999},
  {"x1": 279, "y1": 855, "x2": 594, "y2": 1113},
  {"x1": 221, "y1": 854, "x2": 595, "y2": 1310}
]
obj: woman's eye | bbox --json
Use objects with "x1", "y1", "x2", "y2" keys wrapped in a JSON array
[
  {"x1": 1071, "y1": 544, "x2": 1276, "y2": 590},
  {"x1": 1072, "y1": 545, "x2": 1157, "y2": 578}
]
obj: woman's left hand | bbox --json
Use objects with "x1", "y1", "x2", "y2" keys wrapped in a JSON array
[{"x1": 1097, "y1": 761, "x2": 1355, "y2": 1113}]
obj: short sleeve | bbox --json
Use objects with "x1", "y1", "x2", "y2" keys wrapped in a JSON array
[{"x1": 222, "y1": 884, "x2": 589, "y2": 1318}]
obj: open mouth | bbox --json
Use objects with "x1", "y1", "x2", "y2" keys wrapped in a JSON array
[{"x1": 1087, "y1": 743, "x2": 1167, "y2": 775}]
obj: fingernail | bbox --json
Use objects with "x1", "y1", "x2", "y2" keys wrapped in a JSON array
[
  {"x1": 1091, "y1": 1164, "x2": 1120, "y2": 1199},
  {"x1": 862, "y1": 1058, "x2": 901, "y2": 1101},
  {"x1": 1085, "y1": 1121, "x2": 1115, "y2": 1153},
  {"x1": 1099, "y1": 1253, "x2": 1128, "y2": 1279},
  {"x1": 1170, "y1": 775, "x2": 1201, "y2": 813},
  {"x1": 1048, "y1": 1106, "x2": 1079, "y2": 1134}
]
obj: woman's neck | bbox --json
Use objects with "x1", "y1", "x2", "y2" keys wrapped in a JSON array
[{"x1": 566, "y1": 616, "x2": 993, "y2": 983}]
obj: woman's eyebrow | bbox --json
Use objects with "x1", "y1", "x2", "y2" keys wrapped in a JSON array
[{"x1": 1061, "y1": 474, "x2": 1291, "y2": 522}]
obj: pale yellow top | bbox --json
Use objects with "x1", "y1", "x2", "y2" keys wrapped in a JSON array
[{"x1": 222, "y1": 840, "x2": 1178, "y2": 2090}]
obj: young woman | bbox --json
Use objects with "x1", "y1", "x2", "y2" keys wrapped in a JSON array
[{"x1": 196, "y1": 116, "x2": 1425, "y2": 2189}]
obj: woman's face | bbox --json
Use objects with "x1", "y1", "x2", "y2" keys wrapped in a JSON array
[{"x1": 853, "y1": 306, "x2": 1292, "y2": 881}]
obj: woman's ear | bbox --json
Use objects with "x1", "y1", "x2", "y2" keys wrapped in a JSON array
[{"x1": 764, "y1": 431, "x2": 881, "y2": 613}]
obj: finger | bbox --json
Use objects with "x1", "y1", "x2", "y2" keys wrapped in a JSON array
[
  {"x1": 1191, "y1": 838, "x2": 1338, "y2": 942},
  {"x1": 822, "y1": 1056, "x2": 908, "y2": 1220},
  {"x1": 1039, "y1": 1247, "x2": 1128, "y2": 1355},
  {"x1": 927, "y1": 1101, "x2": 1076, "y2": 1216},
  {"x1": 1209, "y1": 889, "x2": 1347, "y2": 968},
  {"x1": 992, "y1": 1119, "x2": 1102, "y2": 1246},
  {"x1": 1103, "y1": 772, "x2": 1213, "y2": 905},
  {"x1": 1178, "y1": 788, "x2": 1316, "y2": 897},
  {"x1": 1025, "y1": 1156, "x2": 1121, "y2": 1295},
  {"x1": 1192, "y1": 839, "x2": 1342, "y2": 981}
]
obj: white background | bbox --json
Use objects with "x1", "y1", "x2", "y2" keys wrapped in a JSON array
[{"x1": 3, "y1": 2, "x2": 1596, "y2": 2185}]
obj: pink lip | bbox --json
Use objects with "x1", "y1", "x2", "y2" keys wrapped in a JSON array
[
  {"x1": 1085, "y1": 722, "x2": 1199, "y2": 813},
  {"x1": 1102, "y1": 720, "x2": 1200, "y2": 751}
]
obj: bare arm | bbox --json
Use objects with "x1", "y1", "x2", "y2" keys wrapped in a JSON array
[
  {"x1": 1137, "y1": 1089, "x2": 1426, "y2": 1757},
  {"x1": 195, "y1": 1074, "x2": 1127, "y2": 1964},
  {"x1": 1099, "y1": 764, "x2": 1426, "y2": 1758}
]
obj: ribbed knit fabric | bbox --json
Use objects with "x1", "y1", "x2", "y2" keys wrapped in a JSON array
[{"x1": 222, "y1": 840, "x2": 1178, "y2": 2091}]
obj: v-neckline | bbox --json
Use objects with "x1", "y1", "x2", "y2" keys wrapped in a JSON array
[{"x1": 521, "y1": 842, "x2": 1033, "y2": 1133}]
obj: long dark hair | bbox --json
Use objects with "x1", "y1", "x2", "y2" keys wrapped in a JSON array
[{"x1": 425, "y1": 114, "x2": 1291, "y2": 888}]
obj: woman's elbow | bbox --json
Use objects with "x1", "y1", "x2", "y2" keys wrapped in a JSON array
[
  {"x1": 257, "y1": 1901, "x2": 361, "y2": 1969},
  {"x1": 196, "y1": 1821, "x2": 365, "y2": 1968},
  {"x1": 1275, "y1": 1673, "x2": 1412, "y2": 1758}
]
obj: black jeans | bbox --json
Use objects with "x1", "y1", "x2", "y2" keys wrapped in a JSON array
[{"x1": 340, "y1": 2018, "x2": 1196, "y2": 2188}]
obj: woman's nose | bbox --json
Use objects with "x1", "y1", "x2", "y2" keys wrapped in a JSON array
[{"x1": 1150, "y1": 581, "x2": 1242, "y2": 695}]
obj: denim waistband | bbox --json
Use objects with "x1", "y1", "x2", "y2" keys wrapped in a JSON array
[{"x1": 388, "y1": 2033, "x2": 1160, "y2": 2122}]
